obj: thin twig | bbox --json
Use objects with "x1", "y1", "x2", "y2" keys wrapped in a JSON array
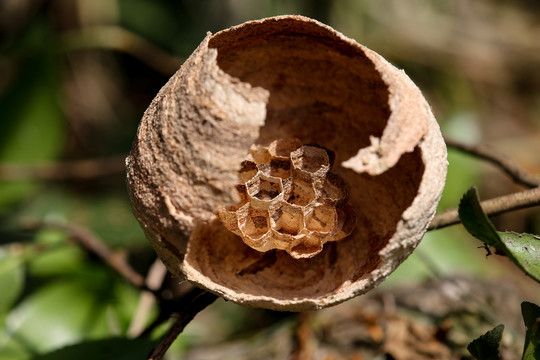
[
  {"x1": 445, "y1": 137, "x2": 540, "y2": 188},
  {"x1": 147, "y1": 289, "x2": 218, "y2": 360},
  {"x1": 61, "y1": 26, "x2": 182, "y2": 75},
  {"x1": 129, "y1": 259, "x2": 168, "y2": 337},
  {"x1": 0, "y1": 155, "x2": 126, "y2": 181},
  {"x1": 23, "y1": 220, "x2": 149, "y2": 290},
  {"x1": 429, "y1": 186, "x2": 540, "y2": 230},
  {"x1": 290, "y1": 311, "x2": 316, "y2": 360},
  {"x1": 137, "y1": 282, "x2": 198, "y2": 339}
]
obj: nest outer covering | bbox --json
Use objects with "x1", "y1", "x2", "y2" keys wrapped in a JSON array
[{"x1": 126, "y1": 15, "x2": 447, "y2": 311}]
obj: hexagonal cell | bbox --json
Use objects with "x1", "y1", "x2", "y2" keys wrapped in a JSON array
[
  {"x1": 246, "y1": 173, "x2": 283, "y2": 201},
  {"x1": 269, "y1": 229, "x2": 295, "y2": 249},
  {"x1": 290, "y1": 240, "x2": 323, "y2": 259},
  {"x1": 285, "y1": 179, "x2": 316, "y2": 206},
  {"x1": 249, "y1": 144, "x2": 271, "y2": 164},
  {"x1": 305, "y1": 204, "x2": 337, "y2": 232},
  {"x1": 246, "y1": 173, "x2": 283, "y2": 210},
  {"x1": 322, "y1": 172, "x2": 349, "y2": 204},
  {"x1": 268, "y1": 138, "x2": 302, "y2": 158},
  {"x1": 238, "y1": 205, "x2": 270, "y2": 240},
  {"x1": 269, "y1": 158, "x2": 291, "y2": 179},
  {"x1": 304, "y1": 143, "x2": 336, "y2": 167},
  {"x1": 291, "y1": 146, "x2": 330, "y2": 173},
  {"x1": 238, "y1": 160, "x2": 258, "y2": 183},
  {"x1": 270, "y1": 202, "x2": 304, "y2": 236},
  {"x1": 291, "y1": 146, "x2": 330, "y2": 181}
]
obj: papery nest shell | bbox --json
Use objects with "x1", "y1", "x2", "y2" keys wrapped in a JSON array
[{"x1": 126, "y1": 15, "x2": 447, "y2": 311}]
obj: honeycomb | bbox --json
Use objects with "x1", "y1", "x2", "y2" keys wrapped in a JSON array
[{"x1": 217, "y1": 138, "x2": 357, "y2": 259}]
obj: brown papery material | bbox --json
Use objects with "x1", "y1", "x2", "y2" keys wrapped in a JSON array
[
  {"x1": 218, "y1": 138, "x2": 356, "y2": 259},
  {"x1": 126, "y1": 15, "x2": 447, "y2": 311}
]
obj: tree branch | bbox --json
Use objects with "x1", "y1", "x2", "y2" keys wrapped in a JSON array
[
  {"x1": 23, "y1": 220, "x2": 149, "y2": 290},
  {"x1": 147, "y1": 288, "x2": 218, "y2": 360},
  {"x1": 129, "y1": 259, "x2": 168, "y2": 337},
  {"x1": 445, "y1": 137, "x2": 540, "y2": 188},
  {"x1": 290, "y1": 312, "x2": 315, "y2": 360},
  {"x1": 61, "y1": 26, "x2": 182, "y2": 75},
  {"x1": 429, "y1": 186, "x2": 540, "y2": 230},
  {"x1": 0, "y1": 156, "x2": 126, "y2": 181}
]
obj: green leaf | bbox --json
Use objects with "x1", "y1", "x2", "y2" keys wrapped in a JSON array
[
  {"x1": 458, "y1": 187, "x2": 540, "y2": 283},
  {"x1": 109, "y1": 281, "x2": 149, "y2": 334},
  {"x1": 27, "y1": 245, "x2": 86, "y2": 276},
  {"x1": 15, "y1": 189, "x2": 147, "y2": 248},
  {"x1": 24, "y1": 228, "x2": 86, "y2": 276},
  {"x1": 0, "y1": 254, "x2": 25, "y2": 314},
  {"x1": 0, "y1": 327, "x2": 32, "y2": 360},
  {"x1": 458, "y1": 187, "x2": 500, "y2": 247},
  {"x1": 498, "y1": 232, "x2": 540, "y2": 284},
  {"x1": 32, "y1": 337, "x2": 156, "y2": 360},
  {"x1": 467, "y1": 324, "x2": 504, "y2": 360},
  {"x1": 522, "y1": 302, "x2": 540, "y2": 360},
  {"x1": 4, "y1": 280, "x2": 111, "y2": 353},
  {"x1": 0, "y1": 20, "x2": 65, "y2": 212}
]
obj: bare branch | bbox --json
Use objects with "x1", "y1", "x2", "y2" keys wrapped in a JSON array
[
  {"x1": 445, "y1": 137, "x2": 540, "y2": 188},
  {"x1": 129, "y1": 260, "x2": 168, "y2": 337},
  {"x1": 0, "y1": 155, "x2": 125, "y2": 181},
  {"x1": 290, "y1": 312, "x2": 316, "y2": 360},
  {"x1": 429, "y1": 186, "x2": 540, "y2": 230},
  {"x1": 23, "y1": 220, "x2": 148, "y2": 290},
  {"x1": 147, "y1": 289, "x2": 218, "y2": 360},
  {"x1": 61, "y1": 26, "x2": 182, "y2": 75}
]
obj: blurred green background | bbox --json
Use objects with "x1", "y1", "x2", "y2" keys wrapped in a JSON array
[{"x1": 1, "y1": 1, "x2": 539, "y2": 359}]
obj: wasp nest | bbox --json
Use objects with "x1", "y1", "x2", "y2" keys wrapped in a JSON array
[
  {"x1": 218, "y1": 138, "x2": 356, "y2": 259},
  {"x1": 126, "y1": 15, "x2": 447, "y2": 311}
]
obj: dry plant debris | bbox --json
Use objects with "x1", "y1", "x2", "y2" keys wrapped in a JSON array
[
  {"x1": 217, "y1": 138, "x2": 356, "y2": 259},
  {"x1": 181, "y1": 277, "x2": 527, "y2": 359}
]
